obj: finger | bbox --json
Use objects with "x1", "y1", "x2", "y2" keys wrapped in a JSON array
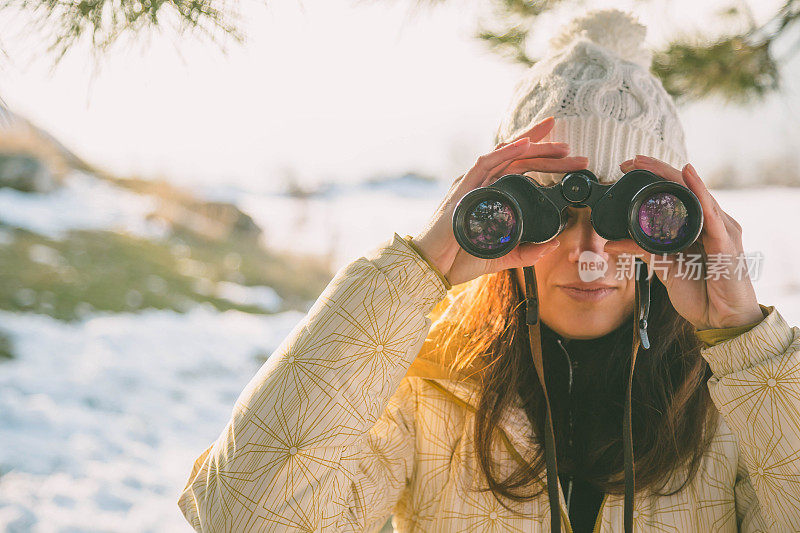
[
  {"x1": 482, "y1": 159, "x2": 518, "y2": 185},
  {"x1": 481, "y1": 143, "x2": 573, "y2": 185},
  {"x1": 493, "y1": 140, "x2": 569, "y2": 159},
  {"x1": 495, "y1": 115, "x2": 557, "y2": 149},
  {"x1": 682, "y1": 163, "x2": 730, "y2": 244},
  {"x1": 495, "y1": 239, "x2": 562, "y2": 270},
  {"x1": 620, "y1": 154, "x2": 687, "y2": 187},
  {"x1": 490, "y1": 155, "x2": 590, "y2": 182},
  {"x1": 459, "y1": 137, "x2": 532, "y2": 192}
]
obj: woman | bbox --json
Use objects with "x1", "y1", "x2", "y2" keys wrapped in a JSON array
[{"x1": 179, "y1": 9, "x2": 798, "y2": 532}]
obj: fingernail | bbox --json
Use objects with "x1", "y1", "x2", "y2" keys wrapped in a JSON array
[{"x1": 687, "y1": 163, "x2": 699, "y2": 178}]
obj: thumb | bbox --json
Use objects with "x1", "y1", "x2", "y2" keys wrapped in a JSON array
[{"x1": 502, "y1": 239, "x2": 561, "y2": 270}]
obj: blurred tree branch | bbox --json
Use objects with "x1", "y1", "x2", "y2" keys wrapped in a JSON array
[
  {"x1": 0, "y1": 0, "x2": 247, "y2": 65},
  {"x1": 473, "y1": 0, "x2": 799, "y2": 106}
]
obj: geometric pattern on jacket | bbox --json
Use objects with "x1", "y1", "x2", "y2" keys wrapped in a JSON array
[{"x1": 179, "y1": 232, "x2": 800, "y2": 532}]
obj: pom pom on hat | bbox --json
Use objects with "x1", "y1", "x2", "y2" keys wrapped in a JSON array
[{"x1": 547, "y1": 8, "x2": 652, "y2": 68}]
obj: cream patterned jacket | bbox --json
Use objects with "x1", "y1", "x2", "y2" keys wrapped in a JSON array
[{"x1": 179, "y1": 233, "x2": 800, "y2": 532}]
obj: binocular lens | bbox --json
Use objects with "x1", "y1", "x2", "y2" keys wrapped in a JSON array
[
  {"x1": 637, "y1": 192, "x2": 690, "y2": 245},
  {"x1": 464, "y1": 199, "x2": 518, "y2": 251}
]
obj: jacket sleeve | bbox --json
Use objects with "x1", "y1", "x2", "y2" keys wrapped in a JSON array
[
  {"x1": 177, "y1": 232, "x2": 449, "y2": 532},
  {"x1": 695, "y1": 305, "x2": 768, "y2": 347},
  {"x1": 734, "y1": 450, "x2": 776, "y2": 532},
  {"x1": 699, "y1": 304, "x2": 800, "y2": 532}
]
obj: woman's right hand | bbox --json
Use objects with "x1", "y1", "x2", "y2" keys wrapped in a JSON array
[{"x1": 410, "y1": 116, "x2": 590, "y2": 287}]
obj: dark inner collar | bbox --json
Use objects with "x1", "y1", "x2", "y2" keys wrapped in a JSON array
[{"x1": 540, "y1": 318, "x2": 633, "y2": 361}]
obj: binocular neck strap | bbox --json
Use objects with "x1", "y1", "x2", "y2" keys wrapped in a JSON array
[
  {"x1": 624, "y1": 258, "x2": 649, "y2": 531},
  {"x1": 522, "y1": 261, "x2": 649, "y2": 533},
  {"x1": 523, "y1": 265, "x2": 561, "y2": 532}
]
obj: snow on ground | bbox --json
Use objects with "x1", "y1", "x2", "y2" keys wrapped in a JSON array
[
  {"x1": 0, "y1": 306, "x2": 305, "y2": 532},
  {"x1": 0, "y1": 171, "x2": 167, "y2": 240},
  {"x1": 214, "y1": 282, "x2": 282, "y2": 312}
]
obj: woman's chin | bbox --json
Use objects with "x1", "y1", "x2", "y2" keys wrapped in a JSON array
[{"x1": 543, "y1": 295, "x2": 627, "y2": 339}]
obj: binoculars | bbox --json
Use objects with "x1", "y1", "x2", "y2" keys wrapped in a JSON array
[{"x1": 452, "y1": 169, "x2": 703, "y2": 259}]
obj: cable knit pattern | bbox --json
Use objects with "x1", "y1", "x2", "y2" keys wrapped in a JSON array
[
  {"x1": 179, "y1": 232, "x2": 800, "y2": 532},
  {"x1": 493, "y1": 8, "x2": 688, "y2": 185}
]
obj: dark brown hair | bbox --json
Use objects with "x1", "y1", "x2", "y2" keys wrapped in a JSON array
[{"x1": 429, "y1": 268, "x2": 718, "y2": 509}]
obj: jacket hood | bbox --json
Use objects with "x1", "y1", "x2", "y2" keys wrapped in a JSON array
[
  {"x1": 402, "y1": 285, "x2": 540, "y2": 461},
  {"x1": 404, "y1": 285, "x2": 475, "y2": 382}
]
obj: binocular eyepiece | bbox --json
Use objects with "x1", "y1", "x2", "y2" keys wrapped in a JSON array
[{"x1": 452, "y1": 169, "x2": 703, "y2": 259}]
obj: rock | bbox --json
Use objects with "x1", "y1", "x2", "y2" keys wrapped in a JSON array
[
  {"x1": 0, "y1": 152, "x2": 58, "y2": 193},
  {"x1": 146, "y1": 198, "x2": 263, "y2": 242}
]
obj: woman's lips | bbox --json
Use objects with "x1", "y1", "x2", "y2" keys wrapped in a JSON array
[{"x1": 558, "y1": 285, "x2": 617, "y2": 302}]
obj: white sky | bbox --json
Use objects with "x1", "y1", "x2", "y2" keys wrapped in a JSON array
[{"x1": 1, "y1": 0, "x2": 798, "y2": 192}]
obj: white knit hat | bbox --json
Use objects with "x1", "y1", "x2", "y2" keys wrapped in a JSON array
[{"x1": 493, "y1": 8, "x2": 688, "y2": 186}]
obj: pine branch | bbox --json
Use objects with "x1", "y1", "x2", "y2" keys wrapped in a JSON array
[
  {"x1": 652, "y1": 37, "x2": 780, "y2": 106},
  {"x1": 0, "y1": 0, "x2": 248, "y2": 65}
]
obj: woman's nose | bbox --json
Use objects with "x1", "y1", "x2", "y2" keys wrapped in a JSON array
[{"x1": 566, "y1": 223, "x2": 611, "y2": 263}]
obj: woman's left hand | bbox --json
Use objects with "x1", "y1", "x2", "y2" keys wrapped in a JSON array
[{"x1": 604, "y1": 155, "x2": 764, "y2": 330}]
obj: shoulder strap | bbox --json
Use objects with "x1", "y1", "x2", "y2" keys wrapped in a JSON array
[{"x1": 523, "y1": 265, "x2": 562, "y2": 532}]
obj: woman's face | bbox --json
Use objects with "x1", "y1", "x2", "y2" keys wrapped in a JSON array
[{"x1": 514, "y1": 205, "x2": 636, "y2": 340}]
